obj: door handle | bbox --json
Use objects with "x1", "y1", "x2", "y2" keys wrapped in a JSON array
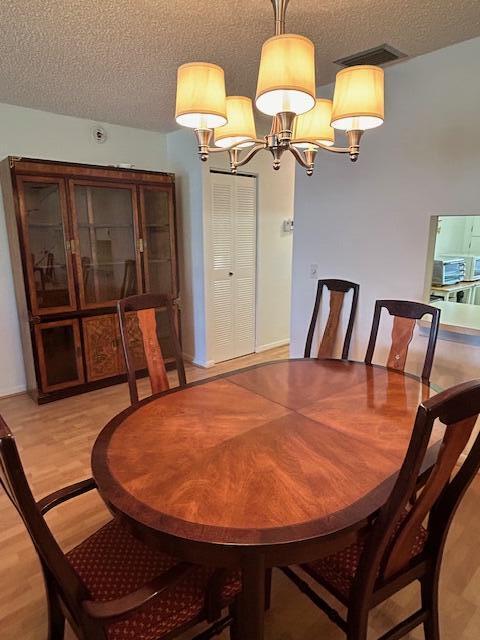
[{"x1": 228, "y1": 272, "x2": 234, "y2": 276}]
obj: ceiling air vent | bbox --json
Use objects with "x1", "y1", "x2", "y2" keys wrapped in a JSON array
[{"x1": 335, "y1": 44, "x2": 406, "y2": 68}]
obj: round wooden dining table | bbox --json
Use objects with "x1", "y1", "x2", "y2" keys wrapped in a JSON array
[{"x1": 92, "y1": 359, "x2": 439, "y2": 640}]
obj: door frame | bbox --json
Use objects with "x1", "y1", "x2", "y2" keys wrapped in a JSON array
[{"x1": 204, "y1": 169, "x2": 259, "y2": 366}]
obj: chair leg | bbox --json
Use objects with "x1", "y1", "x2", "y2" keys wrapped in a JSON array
[
  {"x1": 346, "y1": 603, "x2": 369, "y2": 640},
  {"x1": 44, "y1": 571, "x2": 65, "y2": 640},
  {"x1": 421, "y1": 573, "x2": 440, "y2": 640},
  {"x1": 229, "y1": 602, "x2": 241, "y2": 640},
  {"x1": 264, "y1": 569, "x2": 272, "y2": 611}
]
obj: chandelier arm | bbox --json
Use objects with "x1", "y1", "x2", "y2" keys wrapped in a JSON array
[
  {"x1": 206, "y1": 139, "x2": 266, "y2": 154},
  {"x1": 290, "y1": 139, "x2": 350, "y2": 154},
  {"x1": 288, "y1": 145, "x2": 311, "y2": 170},
  {"x1": 232, "y1": 143, "x2": 267, "y2": 169}
]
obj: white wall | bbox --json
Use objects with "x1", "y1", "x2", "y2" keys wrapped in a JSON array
[
  {"x1": 166, "y1": 128, "x2": 295, "y2": 366},
  {"x1": 291, "y1": 36, "x2": 480, "y2": 392},
  {"x1": 0, "y1": 102, "x2": 167, "y2": 396},
  {"x1": 166, "y1": 129, "x2": 208, "y2": 365}
]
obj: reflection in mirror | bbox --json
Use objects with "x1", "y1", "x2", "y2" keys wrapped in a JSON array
[{"x1": 429, "y1": 215, "x2": 480, "y2": 333}]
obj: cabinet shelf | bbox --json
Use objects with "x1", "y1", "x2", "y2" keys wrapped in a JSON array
[
  {"x1": 78, "y1": 223, "x2": 134, "y2": 229},
  {"x1": 83, "y1": 261, "x2": 136, "y2": 268},
  {"x1": 28, "y1": 222, "x2": 63, "y2": 228},
  {"x1": 146, "y1": 224, "x2": 169, "y2": 231}
]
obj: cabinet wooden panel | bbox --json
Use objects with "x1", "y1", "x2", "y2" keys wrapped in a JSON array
[
  {"x1": 35, "y1": 319, "x2": 84, "y2": 392},
  {"x1": 1, "y1": 157, "x2": 178, "y2": 403},
  {"x1": 83, "y1": 314, "x2": 123, "y2": 382}
]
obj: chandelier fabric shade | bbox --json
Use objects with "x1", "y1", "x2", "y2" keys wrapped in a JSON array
[
  {"x1": 214, "y1": 97, "x2": 257, "y2": 148},
  {"x1": 175, "y1": 62, "x2": 227, "y2": 129},
  {"x1": 293, "y1": 99, "x2": 335, "y2": 148},
  {"x1": 331, "y1": 65, "x2": 384, "y2": 131},
  {"x1": 255, "y1": 34, "x2": 316, "y2": 116}
]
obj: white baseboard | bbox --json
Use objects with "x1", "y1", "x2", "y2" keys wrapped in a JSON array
[
  {"x1": 255, "y1": 339, "x2": 290, "y2": 353},
  {"x1": 183, "y1": 353, "x2": 216, "y2": 368},
  {"x1": 0, "y1": 383, "x2": 27, "y2": 399},
  {"x1": 192, "y1": 358, "x2": 216, "y2": 368}
]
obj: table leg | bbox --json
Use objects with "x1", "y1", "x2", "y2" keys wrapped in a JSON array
[{"x1": 238, "y1": 553, "x2": 266, "y2": 640}]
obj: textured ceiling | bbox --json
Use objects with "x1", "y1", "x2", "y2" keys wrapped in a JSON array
[{"x1": 0, "y1": 0, "x2": 479, "y2": 133}]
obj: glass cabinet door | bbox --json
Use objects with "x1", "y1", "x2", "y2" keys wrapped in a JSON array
[
  {"x1": 17, "y1": 177, "x2": 77, "y2": 315},
  {"x1": 35, "y1": 320, "x2": 84, "y2": 392},
  {"x1": 70, "y1": 181, "x2": 142, "y2": 309},
  {"x1": 140, "y1": 186, "x2": 177, "y2": 297}
]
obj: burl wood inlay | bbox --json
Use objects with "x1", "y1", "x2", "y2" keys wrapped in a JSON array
[
  {"x1": 387, "y1": 315, "x2": 416, "y2": 372},
  {"x1": 136, "y1": 308, "x2": 169, "y2": 393},
  {"x1": 93, "y1": 360, "x2": 438, "y2": 546},
  {"x1": 317, "y1": 290, "x2": 345, "y2": 358}
]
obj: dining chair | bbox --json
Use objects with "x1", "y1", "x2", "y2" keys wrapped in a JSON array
[
  {"x1": 117, "y1": 293, "x2": 186, "y2": 405},
  {"x1": 282, "y1": 378, "x2": 480, "y2": 640},
  {"x1": 0, "y1": 415, "x2": 240, "y2": 640},
  {"x1": 365, "y1": 300, "x2": 440, "y2": 381},
  {"x1": 304, "y1": 279, "x2": 360, "y2": 359}
]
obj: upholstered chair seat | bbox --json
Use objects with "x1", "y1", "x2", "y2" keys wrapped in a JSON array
[
  {"x1": 301, "y1": 511, "x2": 428, "y2": 602},
  {"x1": 67, "y1": 518, "x2": 241, "y2": 640}
]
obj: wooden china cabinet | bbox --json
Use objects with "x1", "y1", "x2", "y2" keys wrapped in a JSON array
[{"x1": 0, "y1": 157, "x2": 180, "y2": 403}]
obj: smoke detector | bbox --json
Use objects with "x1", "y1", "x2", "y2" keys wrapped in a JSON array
[{"x1": 92, "y1": 125, "x2": 107, "y2": 144}]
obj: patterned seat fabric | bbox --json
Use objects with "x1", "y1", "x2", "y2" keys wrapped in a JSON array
[
  {"x1": 302, "y1": 511, "x2": 428, "y2": 601},
  {"x1": 67, "y1": 519, "x2": 241, "y2": 640}
]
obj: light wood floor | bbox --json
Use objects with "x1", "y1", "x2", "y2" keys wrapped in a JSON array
[{"x1": 0, "y1": 345, "x2": 479, "y2": 640}]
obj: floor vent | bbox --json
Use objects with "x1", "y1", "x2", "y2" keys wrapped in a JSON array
[{"x1": 335, "y1": 44, "x2": 406, "y2": 68}]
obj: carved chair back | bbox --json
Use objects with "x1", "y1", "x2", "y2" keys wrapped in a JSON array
[
  {"x1": 0, "y1": 416, "x2": 90, "y2": 634},
  {"x1": 304, "y1": 279, "x2": 360, "y2": 359},
  {"x1": 365, "y1": 300, "x2": 440, "y2": 381},
  {"x1": 117, "y1": 293, "x2": 186, "y2": 405},
  {"x1": 353, "y1": 379, "x2": 480, "y2": 601}
]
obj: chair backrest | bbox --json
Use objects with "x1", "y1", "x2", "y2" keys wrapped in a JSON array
[
  {"x1": 0, "y1": 416, "x2": 88, "y2": 625},
  {"x1": 365, "y1": 300, "x2": 440, "y2": 381},
  {"x1": 117, "y1": 293, "x2": 186, "y2": 405},
  {"x1": 304, "y1": 279, "x2": 360, "y2": 359},
  {"x1": 353, "y1": 379, "x2": 480, "y2": 598}
]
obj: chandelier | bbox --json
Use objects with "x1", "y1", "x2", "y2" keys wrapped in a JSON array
[{"x1": 174, "y1": 0, "x2": 385, "y2": 175}]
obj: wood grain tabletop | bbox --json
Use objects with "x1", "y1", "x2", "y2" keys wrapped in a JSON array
[{"x1": 92, "y1": 359, "x2": 440, "y2": 548}]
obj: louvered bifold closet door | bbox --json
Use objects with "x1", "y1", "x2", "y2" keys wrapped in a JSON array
[{"x1": 209, "y1": 173, "x2": 257, "y2": 363}]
